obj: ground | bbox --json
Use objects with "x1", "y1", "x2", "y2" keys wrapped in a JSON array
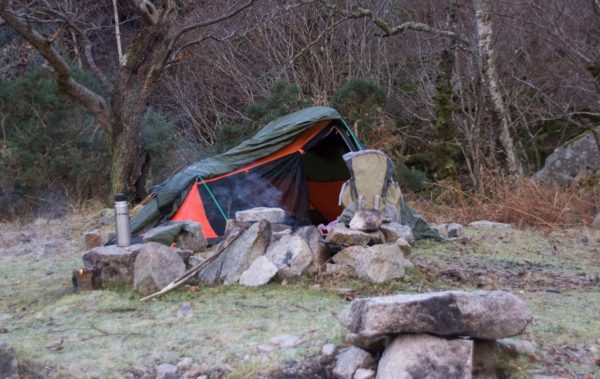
[{"x1": 0, "y1": 210, "x2": 599, "y2": 378}]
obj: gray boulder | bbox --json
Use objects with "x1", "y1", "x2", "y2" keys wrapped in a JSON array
[
  {"x1": 468, "y1": 220, "x2": 510, "y2": 229},
  {"x1": 270, "y1": 223, "x2": 293, "y2": 241},
  {"x1": 339, "y1": 290, "x2": 533, "y2": 340},
  {"x1": 235, "y1": 207, "x2": 285, "y2": 223},
  {"x1": 198, "y1": 220, "x2": 271, "y2": 284},
  {"x1": 83, "y1": 244, "x2": 191, "y2": 284},
  {"x1": 0, "y1": 340, "x2": 18, "y2": 379},
  {"x1": 133, "y1": 242, "x2": 186, "y2": 294},
  {"x1": 239, "y1": 256, "x2": 278, "y2": 287},
  {"x1": 266, "y1": 234, "x2": 312, "y2": 277},
  {"x1": 376, "y1": 334, "x2": 473, "y2": 379},
  {"x1": 532, "y1": 127, "x2": 600, "y2": 185},
  {"x1": 332, "y1": 243, "x2": 412, "y2": 283},
  {"x1": 380, "y1": 222, "x2": 414, "y2": 245},
  {"x1": 294, "y1": 225, "x2": 330, "y2": 271},
  {"x1": 325, "y1": 263, "x2": 355, "y2": 277},
  {"x1": 326, "y1": 223, "x2": 384, "y2": 246},
  {"x1": 354, "y1": 369, "x2": 376, "y2": 379},
  {"x1": 332, "y1": 346, "x2": 375, "y2": 379},
  {"x1": 497, "y1": 338, "x2": 537, "y2": 359},
  {"x1": 349, "y1": 210, "x2": 382, "y2": 232}
]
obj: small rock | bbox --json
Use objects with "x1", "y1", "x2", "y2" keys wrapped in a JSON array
[
  {"x1": 177, "y1": 303, "x2": 193, "y2": 318},
  {"x1": 44, "y1": 338, "x2": 64, "y2": 352},
  {"x1": 269, "y1": 334, "x2": 300, "y2": 348},
  {"x1": 325, "y1": 263, "x2": 355, "y2": 277},
  {"x1": 377, "y1": 334, "x2": 473, "y2": 379},
  {"x1": 326, "y1": 223, "x2": 384, "y2": 246},
  {"x1": 239, "y1": 256, "x2": 278, "y2": 287},
  {"x1": 332, "y1": 346, "x2": 375, "y2": 379},
  {"x1": 468, "y1": 220, "x2": 511, "y2": 229},
  {"x1": 592, "y1": 212, "x2": 600, "y2": 230},
  {"x1": 155, "y1": 363, "x2": 178, "y2": 379},
  {"x1": 353, "y1": 368, "x2": 375, "y2": 379},
  {"x1": 177, "y1": 357, "x2": 194, "y2": 372},
  {"x1": 321, "y1": 343, "x2": 336, "y2": 357},
  {"x1": 133, "y1": 243, "x2": 186, "y2": 295},
  {"x1": 83, "y1": 229, "x2": 103, "y2": 249},
  {"x1": 497, "y1": 338, "x2": 538, "y2": 359},
  {"x1": 293, "y1": 225, "x2": 330, "y2": 271},
  {"x1": 349, "y1": 210, "x2": 382, "y2": 232},
  {"x1": 235, "y1": 207, "x2": 285, "y2": 223},
  {"x1": 265, "y1": 234, "x2": 312, "y2": 277},
  {"x1": 0, "y1": 340, "x2": 19, "y2": 379},
  {"x1": 447, "y1": 222, "x2": 464, "y2": 238},
  {"x1": 345, "y1": 333, "x2": 391, "y2": 353},
  {"x1": 380, "y1": 222, "x2": 414, "y2": 245}
]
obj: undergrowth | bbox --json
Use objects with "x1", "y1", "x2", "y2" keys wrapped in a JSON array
[{"x1": 409, "y1": 174, "x2": 600, "y2": 228}]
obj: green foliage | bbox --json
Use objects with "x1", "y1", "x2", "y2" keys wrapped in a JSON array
[
  {"x1": 141, "y1": 109, "x2": 177, "y2": 182},
  {"x1": 396, "y1": 159, "x2": 428, "y2": 192},
  {"x1": 331, "y1": 77, "x2": 387, "y2": 135},
  {"x1": 246, "y1": 81, "x2": 311, "y2": 126},
  {"x1": 211, "y1": 122, "x2": 255, "y2": 154},
  {"x1": 0, "y1": 68, "x2": 110, "y2": 216}
]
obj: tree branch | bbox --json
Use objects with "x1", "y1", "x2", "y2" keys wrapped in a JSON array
[
  {"x1": 0, "y1": 7, "x2": 110, "y2": 130},
  {"x1": 172, "y1": 0, "x2": 255, "y2": 43},
  {"x1": 166, "y1": 30, "x2": 237, "y2": 67}
]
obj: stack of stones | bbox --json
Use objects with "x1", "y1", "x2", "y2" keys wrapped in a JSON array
[
  {"x1": 325, "y1": 209, "x2": 415, "y2": 283},
  {"x1": 332, "y1": 290, "x2": 535, "y2": 379}
]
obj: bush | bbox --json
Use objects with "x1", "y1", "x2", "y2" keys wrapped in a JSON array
[
  {"x1": 0, "y1": 69, "x2": 110, "y2": 217},
  {"x1": 246, "y1": 81, "x2": 311, "y2": 126},
  {"x1": 331, "y1": 77, "x2": 387, "y2": 135}
]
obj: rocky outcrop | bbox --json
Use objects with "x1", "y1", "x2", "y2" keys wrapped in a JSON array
[
  {"x1": 133, "y1": 242, "x2": 186, "y2": 294},
  {"x1": 339, "y1": 290, "x2": 533, "y2": 340},
  {"x1": 533, "y1": 127, "x2": 600, "y2": 185},
  {"x1": 376, "y1": 334, "x2": 473, "y2": 379},
  {"x1": 198, "y1": 220, "x2": 271, "y2": 284}
]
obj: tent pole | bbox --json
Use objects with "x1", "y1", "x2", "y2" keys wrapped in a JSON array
[
  {"x1": 340, "y1": 119, "x2": 363, "y2": 150},
  {"x1": 198, "y1": 175, "x2": 228, "y2": 221}
]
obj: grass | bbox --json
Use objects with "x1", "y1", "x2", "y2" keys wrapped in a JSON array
[{"x1": 1, "y1": 211, "x2": 600, "y2": 377}]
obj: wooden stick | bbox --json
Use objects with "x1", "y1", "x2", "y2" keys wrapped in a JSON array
[{"x1": 139, "y1": 247, "x2": 224, "y2": 301}]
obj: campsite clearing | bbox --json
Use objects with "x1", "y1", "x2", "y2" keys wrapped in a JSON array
[{"x1": 0, "y1": 211, "x2": 599, "y2": 378}]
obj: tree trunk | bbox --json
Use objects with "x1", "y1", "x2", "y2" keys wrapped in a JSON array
[
  {"x1": 474, "y1": 0, "x2": 523, "y2": 176},
  {"x1": 433, "y1": 0, "x2": 459, "y2": 177},
  {"x1": 108, "y1": 22, "x2": 172, "y2": 200}
]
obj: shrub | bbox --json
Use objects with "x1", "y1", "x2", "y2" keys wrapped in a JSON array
[{"x1": 246, "y1": 81, "x2": 311, "y2": 126}]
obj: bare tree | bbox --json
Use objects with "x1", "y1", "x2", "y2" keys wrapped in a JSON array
[{"x1": 0, "y1": 0, "x2": 255, "y2": 200}]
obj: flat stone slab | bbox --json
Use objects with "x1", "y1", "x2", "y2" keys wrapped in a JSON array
[
  {"x1": 239, "y1": 256, "x2": 278, "y2": 287},
  {"x1": 339, "y1": 290, "x2": 533, "y2": 340},
  {"x1": 326, "y1": 223, "x2": 384, "y2": 246},
  {"x1": 235, "y1": 207, "x2": 285, "y2": 223},
  {"x1": 377, "y1": 334, "x2": 473, "y2": 379},
  {"x1": 468, "y1": 220, "x2": 511, "y2": 229}
]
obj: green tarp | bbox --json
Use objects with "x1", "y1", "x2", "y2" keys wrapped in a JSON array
[{"x1": 130, "y1": 106, "x2": 440, "y2": 240}]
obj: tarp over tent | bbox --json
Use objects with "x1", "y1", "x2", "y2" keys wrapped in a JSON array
[{"x1": 130, "y1": 106, "x2": 439, "y2": 240}]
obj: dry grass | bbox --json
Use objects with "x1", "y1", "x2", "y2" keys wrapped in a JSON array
[{"x1": 408, "y1": 175, "x2": 600, "y2": 228}]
